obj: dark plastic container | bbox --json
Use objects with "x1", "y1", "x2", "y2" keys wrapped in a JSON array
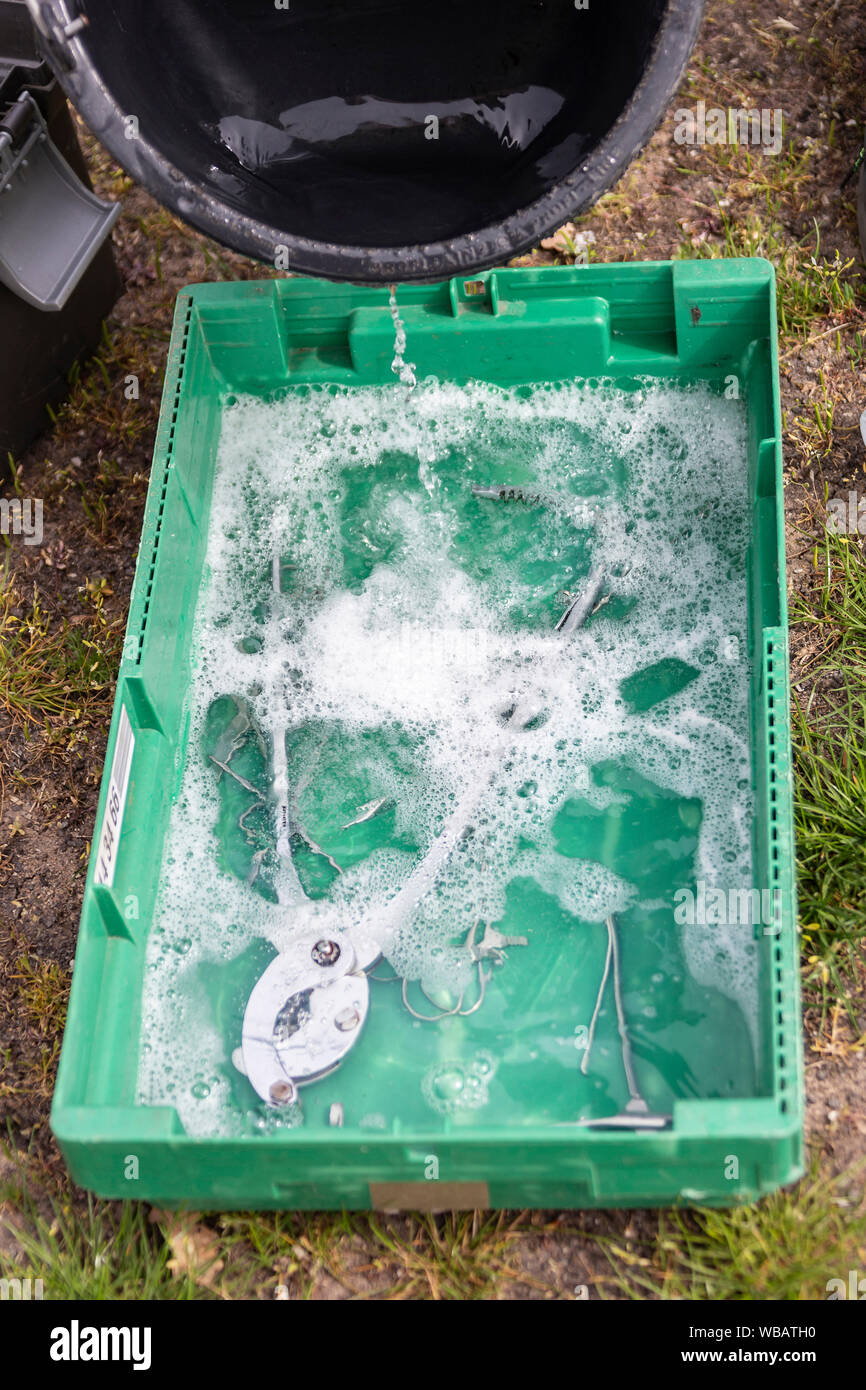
[
  {"x1": 0, "y1": 5, "x2": 120, "y2": 463},
  {"x1": 29, "y1": 0, "x2": 705, "y2": 282}
]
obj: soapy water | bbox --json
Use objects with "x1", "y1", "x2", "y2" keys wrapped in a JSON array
[
  {"x1": 423, "y1": 1051, "x2": 498, "y2": 1116},
  {"x1": 137, "y1": 377, "x2": 757, "y2": 1136}
]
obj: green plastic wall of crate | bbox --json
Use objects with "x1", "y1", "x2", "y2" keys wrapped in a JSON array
[{"x1": 51, "y1": 260, "x2": 802, "y2": 1210}]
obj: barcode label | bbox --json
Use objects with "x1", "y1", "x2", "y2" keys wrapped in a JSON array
[{"x1": 93, "y1": 706, "x2": 135, "y2": 888}]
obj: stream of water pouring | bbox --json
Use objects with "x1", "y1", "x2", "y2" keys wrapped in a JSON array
[{"x1": 388, "y1": 285, "x2": 417, "y2": 389}]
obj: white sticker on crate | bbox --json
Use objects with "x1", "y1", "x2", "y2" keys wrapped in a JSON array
[{"x1": 93, "y1": 706, "x2": 135, "y2": 888}]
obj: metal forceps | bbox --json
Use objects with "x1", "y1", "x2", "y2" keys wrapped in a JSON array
[{"x1": 233, "y1": 548, "x2": 372, "y2": 1106}]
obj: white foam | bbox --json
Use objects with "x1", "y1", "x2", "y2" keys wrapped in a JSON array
[{"x1": 137, "y1": 377, "x2": 757, "y2": 1134}]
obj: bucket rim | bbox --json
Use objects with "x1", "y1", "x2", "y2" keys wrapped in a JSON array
[{"x1": 34, "y1": 0, "x2": 706, "y2": 282}]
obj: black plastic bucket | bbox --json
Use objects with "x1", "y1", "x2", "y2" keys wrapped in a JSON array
[
  {"x1": 29, "y1": 0, "x2": 705, "y2": 282},
  {"x1": 0, "y1": 24, "x2": 120, "y2": 463}
]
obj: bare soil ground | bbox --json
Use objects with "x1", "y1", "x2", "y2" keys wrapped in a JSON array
[{"x1": 1, "y1": 0, "x2": 864, "y2": 1299}]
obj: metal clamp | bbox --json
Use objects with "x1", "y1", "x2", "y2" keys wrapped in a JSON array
[{"x1": 235, "y1": 932, "x2": 370, "y2": 1106}]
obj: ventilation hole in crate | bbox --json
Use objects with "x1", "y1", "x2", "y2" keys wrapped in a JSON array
[{"x1": 133, "y1": 297, "x2": 193, "y2": 663}]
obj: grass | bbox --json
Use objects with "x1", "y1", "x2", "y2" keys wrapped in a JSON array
[
  {"x1": 3, "y1": 1162, "x2": 864, "y2": 1300},
  {"x1": 784, "y1": 370, "x2": 841, "y2": 469},
  {"x1": 0, "y1": 572, "x2": 123, "y2": 731},
  {"x1": 216, "y1": 1208, "x2": 532, "y2": 1299},
  {"x1": 599, "y1": 1162, "x2": 866, "y2": 1300},
  {"x1": 0, "y1": 927, "x2": 70, "y2": 1105},
  {"x1": 0, "y1": 1160, "x2": 203, "y2": 1300},
  {"x1": 791, "y1": 532, "x2": 866, "y2": 1002},
  {"x1": 10, "y1": 953, "x2": 69, "y2": 1038},
  {"x1": 44, "y1": 319, "x2": 157, "y2": 456},
  {"x1": 0, "y1": 1161, "x2": 536, "y2": 1300}
]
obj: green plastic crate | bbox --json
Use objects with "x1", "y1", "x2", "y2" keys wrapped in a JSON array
[{"x1": 52, "y1": 262, "x2": 802, "y2": 1210}]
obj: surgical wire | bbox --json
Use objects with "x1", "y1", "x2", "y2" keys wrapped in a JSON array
[
  {"x1": 580, "y1": 920, "x2": 613, "y2": 1077},
  {"x1": 401, "y1": 960, "x2": 489, "y2": 1021},
  {"x1": 581, "y1": 913, "x2": 643, "y2": 1107},
  {"x1": 608, "y1": 912, "x2": 642, "y2": 1106}
]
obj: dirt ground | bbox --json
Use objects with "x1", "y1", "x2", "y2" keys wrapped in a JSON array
[{"x1": 1, "y1": 0, "x2": 865, "y2": 1299}]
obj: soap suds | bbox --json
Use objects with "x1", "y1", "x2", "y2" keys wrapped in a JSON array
[{"x1": 137, "y1": 378, "x2": 755, "y2": 1135}]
